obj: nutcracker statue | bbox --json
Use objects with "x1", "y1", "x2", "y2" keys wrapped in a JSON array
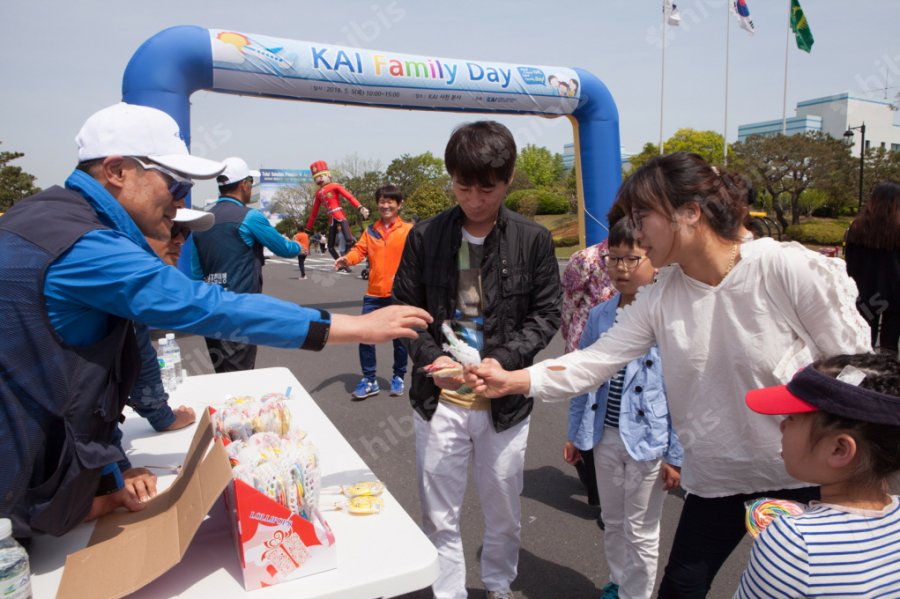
[{"x1": 305, "y1": 161, "x2": 369, "y2": 265}]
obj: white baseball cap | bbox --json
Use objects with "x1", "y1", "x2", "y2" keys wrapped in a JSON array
[
  {"x1": 75, "y1": 102, "x2": 225, "y2": 179},
  {"x1": 218, "y1": 157, "x2": 261, "y2": 185},
  {"x1": 173, "y1": 208, "x2": 215, "y2": 232}
]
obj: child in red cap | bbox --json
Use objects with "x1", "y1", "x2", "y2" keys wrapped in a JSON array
[{"x1": 737, "y1": 353, "x2": 900, "y2": 597}]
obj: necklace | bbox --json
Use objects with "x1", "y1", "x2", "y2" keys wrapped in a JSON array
[{"x1": 723, "y1": 243, "x2": 738, "y2": 278}]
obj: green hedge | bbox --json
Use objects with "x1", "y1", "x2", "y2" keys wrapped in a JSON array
[
  {"x1": 553, "y1": 235, "x2": 580, "y2": 247},
  {"x1": 506, "y1": 189, "x2": 570, "y2": 215},
  {"x1": 785, "y1": 221, "x2": 848, "y2": 245}
]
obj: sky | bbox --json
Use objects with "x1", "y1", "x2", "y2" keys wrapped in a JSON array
[{"x1": 2, "y1": 0, "x2": 898, "y2": 202}]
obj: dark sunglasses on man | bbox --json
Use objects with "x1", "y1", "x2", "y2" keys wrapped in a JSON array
[
  {"x1": 170, "y1": 222, "x2": 192, "y2": 240},
  {"x1": 131, "y1": 156, "x2": 194, "y2": 201}
]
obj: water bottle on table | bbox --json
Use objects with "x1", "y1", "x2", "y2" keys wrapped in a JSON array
[
  {"x1": 157, "y1": 338, "x2": 176, "y2": 393},
  {"x1": 165, "y1": 333, "x2": 185, "y2": 385},
  {"x1": 0, "y1": 518, "x2": 32, "y2": 599}
]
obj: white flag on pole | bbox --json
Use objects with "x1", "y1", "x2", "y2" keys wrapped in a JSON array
[{"x1": 664, "y1": 0, "x2": 682, "y2": 26}]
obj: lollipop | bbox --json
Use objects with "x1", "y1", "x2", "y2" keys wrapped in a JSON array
[
  {"x1": 441, "y1": 321, "x2": 481, "y2": 367},
  {"x1": 745, "y1": 498, "x2": 806, "y2": 538}
]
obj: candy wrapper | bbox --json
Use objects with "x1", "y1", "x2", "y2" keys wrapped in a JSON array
[
  {"x1": 441, "y1": 321, "x2": 481, "y2": 367},
  {"x1": 745, "y1": 498, "x2": 807, "y2": 538}
]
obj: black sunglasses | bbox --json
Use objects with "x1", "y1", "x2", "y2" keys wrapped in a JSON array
[
  {"x1": 170, "y1": 223, "x2": 192, "y2": 240},
  {"x1": 132, "y1": 157, "x2": 194, "y2": 201}
]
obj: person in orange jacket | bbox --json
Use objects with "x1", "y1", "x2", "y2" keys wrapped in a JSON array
[
  {"x1": 305, "y1": 160, "x2": 369, "y2": 268},
  {"x1": 293, "y1": 225, "x2": 309, "y2": 279},
  {"x1": 335, "y1": 184, "x2": 413, "y2": 399}
]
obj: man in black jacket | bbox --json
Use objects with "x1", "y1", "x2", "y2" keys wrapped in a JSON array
[{"x1": 393, "y1": 121, "x2": 561, "y2": 599}]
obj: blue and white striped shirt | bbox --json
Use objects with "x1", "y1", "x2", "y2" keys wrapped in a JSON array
[{"x1": 735, "y1": 496, "x2": 900, "y2": 598}]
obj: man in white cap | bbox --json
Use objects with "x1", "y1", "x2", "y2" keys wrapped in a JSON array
[
  {"x1": 192, "y1": 157, "x2": 301, "y2": 373},
  {"x1": 0, "y1": 102, "x2": 431, "y2": 542}
]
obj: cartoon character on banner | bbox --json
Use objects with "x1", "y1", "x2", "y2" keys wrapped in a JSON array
[{"x1": 304, "y1": 161, "x2": 369, "y2": 262}]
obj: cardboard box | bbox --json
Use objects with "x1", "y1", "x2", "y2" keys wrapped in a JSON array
[
  {"x1": 56, "y1": 408, "x2": 336, "y2": 597},
  {"x1": 57, "y1": 410, "x2": 233, "y2": 599}
]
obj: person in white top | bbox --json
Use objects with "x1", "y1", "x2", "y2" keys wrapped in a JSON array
[
  {"x1": 737, "y1": 353, "x2": 900, "y2": 598},
  {"x1": 467, "y1": 152, "x2": 872, "y2": 598}
]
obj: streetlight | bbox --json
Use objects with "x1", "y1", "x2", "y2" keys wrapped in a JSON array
[{"x1": 843, "y1": 123, "x2": 866, "y2": 210}]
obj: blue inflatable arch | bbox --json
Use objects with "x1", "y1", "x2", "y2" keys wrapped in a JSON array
[{"x1": 123, "y1": 25, "x2": 621, "y2": 250}]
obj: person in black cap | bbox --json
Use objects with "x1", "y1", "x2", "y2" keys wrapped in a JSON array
[{"x1": 737, "y1": 353, "x2": 900, "y2": 598}]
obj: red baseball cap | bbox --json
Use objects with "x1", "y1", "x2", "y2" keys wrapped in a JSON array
[{"x1": 746, "y1": 365, "x2": 900, "y2": 425}]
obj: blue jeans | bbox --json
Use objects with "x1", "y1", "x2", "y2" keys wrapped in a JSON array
[{"x1": 359, "y1": 295, "x2": 408, "y2": 380}]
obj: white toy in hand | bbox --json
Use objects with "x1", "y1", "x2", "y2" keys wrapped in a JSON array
[{"x1": 441, "y1": 321, "x2": 481, "y2": 367}]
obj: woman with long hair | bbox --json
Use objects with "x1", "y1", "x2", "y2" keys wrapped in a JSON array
[
  {"x1": 469, "y1": 152, "x2": 871, "y2": 598},
  {"x1": 845, "y1": 181, "x2": 900, "y2": 353}
]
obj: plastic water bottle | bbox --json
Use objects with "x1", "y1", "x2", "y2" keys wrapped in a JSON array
[
  {"x1": 165, "y1": 333, "x2": 185, "y2": 385},
  {"x1": 157, "y1": 338, "x2": 176, "y2": 393},
  {"x1": 0, "y1": 518, "x2": 32, "y2": 599}
]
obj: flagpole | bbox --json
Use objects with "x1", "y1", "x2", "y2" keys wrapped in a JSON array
[
  {"x1": 723, "y1": 3, "x2": 731, "y2": 166},
  {"x1": 781, "y1": 0, "x2": 790, "y2": 134},
  {"x1": 659, "y1": 1, "x2": 667, "y2": 155}
]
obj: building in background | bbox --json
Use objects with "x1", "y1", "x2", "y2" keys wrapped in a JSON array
[
  {"x1": 563, "y1": 143, "x2": 635, "y2": 172},
  {"x1": 738, "y1": 93, "x2": 900, "y2": 153}
]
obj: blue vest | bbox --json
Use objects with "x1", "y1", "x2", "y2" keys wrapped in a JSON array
[
  {"x1": 0, "y1": 187, "x2": 139, "y2": 537},
  {"x1": 192, "y1": 199, "x2": 264, "y2": 294}
]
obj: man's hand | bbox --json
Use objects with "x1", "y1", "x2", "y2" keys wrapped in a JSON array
[
  {"x1": 465, "y1": 360, "x2": 531, "y2": 398},
  {"x1": 333, "y1": 256, "x2": 349, "y2": 271},
  {"x1": 430, "y1": 357, "x2": 465, "y2": 391},
  {"x1": 563, "y1": 440, "x2": 582, "y2": 465},
  {"x1": 329, "y1": 306, "x2": 432, "y2": 344},
  {"x1": 84, "y1": 467, "x2": 159, "y2": 522},
  {"x1": 359, "y1": 206, "x2": 370, "y2": 219},
  {"x1": 661, "y1": 464, "x2": 681, "y2": 491},
  {"x1": 123, "y1": 467, "x2": 158, "y2": 503},
  {"x1": 164, "y1": 406, "x2": 196, "y2": 431}
]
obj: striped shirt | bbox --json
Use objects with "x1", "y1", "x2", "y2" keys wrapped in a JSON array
[
  {"x1": 734, "y1": 496, "x2": 900, "y2": 598},
  {"x1": 603, "y1": 368, "x2": 626, "y2": 428}
]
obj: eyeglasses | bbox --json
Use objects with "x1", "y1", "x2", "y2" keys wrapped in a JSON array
[
  {"x1": 131, "y1": 157, "x2": 194, "y2": 201},
  {"x1": 600, "y1": 254, "x2": 645, "y2": 270},
  {"x1": 170, "y1": 222, "x2": 191, "y2": 240}
]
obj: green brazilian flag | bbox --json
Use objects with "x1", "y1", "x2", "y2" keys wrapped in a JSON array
[{"x1": 790, "y1": 0, "x2": 814, "y2": 53}]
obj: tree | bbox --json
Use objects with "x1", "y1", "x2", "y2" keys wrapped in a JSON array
[
  {"x1": 626, "y1": 142, "x2": 660, "y2": 174},
  {"x1": 385, "y1": 152, "x2": 446, "y2": 198},
  {"x1": 0, "y1": 143, "x2": 41, "y2": 211},
  {"x1": 343, "y1": 169, "x2": 386, "y2": 219},
  {"x1": 402, "y1": 179, "x2": 453, "y2": 221},
  {"x1": 516, "y1": 144, "x2": 565, "y2": 188},
  {"x1": 626, "y1": 129, "x2": 730, "y2": 175},
  {"x1": 732, "y1": 132, "x2": 851, "y2": 227},
  {"x1": 333, "y1": 153, "x2": 383, "y2": 180},
  {"x1": 271, "y1": 182, "x2": 316, "y2": 224},
  {"x1": 665, "y1": 128, "x2": 728, "y2": 166}
]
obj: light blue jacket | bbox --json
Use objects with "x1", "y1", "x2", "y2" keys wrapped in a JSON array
[{"x1": 567, "y1": 295, "x2": 683, "y2": 466}]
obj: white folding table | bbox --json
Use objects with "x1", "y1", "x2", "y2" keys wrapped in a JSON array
[{"x1": 30, "y1": 367, "x2": 438, "y2": 598}]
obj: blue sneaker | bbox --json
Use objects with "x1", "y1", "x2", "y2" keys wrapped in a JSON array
[
  {"x1": 352, "y1": 378, "x2": 379, "y2": 399},
  {"x1": 600, "y1": 582, "x2": 619, "y2": 599},
  {"x1": 389, "y1": 376, "x2": 404, "y2": 396}
]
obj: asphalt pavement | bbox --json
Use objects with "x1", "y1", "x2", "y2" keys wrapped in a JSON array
[{"x1": 173, "y1": 252, "x2": 753, "y2": 599}]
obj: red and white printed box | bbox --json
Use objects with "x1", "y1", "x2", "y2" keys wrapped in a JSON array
[{"x1": 225, "y1": 477, "x2": 337, "y2": 590}]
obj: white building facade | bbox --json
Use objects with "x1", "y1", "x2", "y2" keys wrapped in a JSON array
[{"x1": 738, "y1": 93, "x2": 900, "y2": 154}]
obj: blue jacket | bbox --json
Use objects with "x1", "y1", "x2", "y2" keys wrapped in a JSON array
[
  {"x1": 190, "y1": 197, "x2": 300, "y2": 282},
  {"x1": 43, "y1": 171, "x2": 329, "y2": 349},
  {"x1": 567, "y1": 295, "x2": 683, "y2": 466}
]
